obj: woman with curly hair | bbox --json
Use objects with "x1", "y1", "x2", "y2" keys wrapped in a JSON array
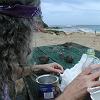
[
  {"x1": 1, "y1": 1, "x2": 100, "y2": 100},
  {"x1": 0, "y1": 0, "x2": 63, "y2": 100}
]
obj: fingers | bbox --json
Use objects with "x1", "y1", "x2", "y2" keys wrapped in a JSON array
[
  {"x1": 54, "y1": 64, "x2": 64, "y2": 72},
  {"x1": 81, "y1": 67, "x2": 92, "y2": 75},
  {"x1": 82, "y1": 64, "x2": 100, "y2": 76},
  {"x1": 82, "y1": 65, "x2": 100, "y2": 88},
  {"x1": 86, "y1": 64, "x2": 100, "y2": 80},
  {"x1": 89, "y1": 71, "x2": 100, "y2": 80},
  {"x1": 90, "y1": 64, "x2": 100, "y2": 69},
  {"x1": 44, "y1": 63, "x2": 64, "y2": 73},
  {"x1": 52, "y1": 62, "x2": 64, "y2": 73},
  {"x1": 88, "y1": 81, "x2": 100, "y2": 88},
  {"x1": 50, "y1": 68, "x2": 63, "y2": 73},
  {"x1": 89, "y1": 64, "x2": 100, "y2": 73}
]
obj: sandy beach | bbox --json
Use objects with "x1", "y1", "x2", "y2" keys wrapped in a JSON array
[{"x1": 32, "y1": 32, "x2": 100, "y2": 51}]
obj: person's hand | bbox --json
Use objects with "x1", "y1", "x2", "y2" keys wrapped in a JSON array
[
  {"x1": 42, "y1": 62, "x2": 64, "y2": 73},
  {"x1": 56, "y1": 64, "x2": 100, "y2": 100}
]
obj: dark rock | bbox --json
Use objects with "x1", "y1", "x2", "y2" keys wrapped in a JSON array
[
  {"x1": 64, "y1": 55, "x2": 74, "y2": 63},
  {"x1": 62, "y1": 42, "x2": 72, "y2": 48},
  {"x1": 38, "y1": 55, "x2": 49, "y2": 64},
  {"x1": 59, "y1": 53, "x2": 64, "y2": 59}
]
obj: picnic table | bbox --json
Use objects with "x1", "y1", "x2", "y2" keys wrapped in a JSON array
[{"x1": 25, "y1": 42, "x2": 100, "y2": 100}]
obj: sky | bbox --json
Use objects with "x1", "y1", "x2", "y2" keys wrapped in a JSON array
[{"x1": 41, "y1": 0, "x2": 100, "y2": 26}]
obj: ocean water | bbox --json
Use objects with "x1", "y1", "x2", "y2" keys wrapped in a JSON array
[
  {"x1": 75, "y1": 25, "x2": 100, "y2": 33},
  {"x1": 52, "y1": 25, "x2": 100, "y2": 33}
]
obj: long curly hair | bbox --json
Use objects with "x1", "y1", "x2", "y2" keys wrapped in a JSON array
[{"x1": 0, "y1": 14, "x2": 34, "y2": 98}]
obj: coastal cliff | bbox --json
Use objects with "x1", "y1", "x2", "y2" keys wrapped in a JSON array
[{"x1": 29, "y1": 0, "x2": 48, "y2": 31}]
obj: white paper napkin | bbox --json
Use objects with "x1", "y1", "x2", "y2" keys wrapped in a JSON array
[{"x1": 60, "y1": 54, "x2": 100, "y2": 91}]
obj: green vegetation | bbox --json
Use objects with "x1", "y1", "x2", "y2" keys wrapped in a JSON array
[{"x1": 44, "y1": 29, "x2": 66, "y2": 35}]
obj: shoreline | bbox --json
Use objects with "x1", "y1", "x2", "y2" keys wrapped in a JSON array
[{"x1": 32, "y1": 31, "x2": 100, "y2": 51}]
